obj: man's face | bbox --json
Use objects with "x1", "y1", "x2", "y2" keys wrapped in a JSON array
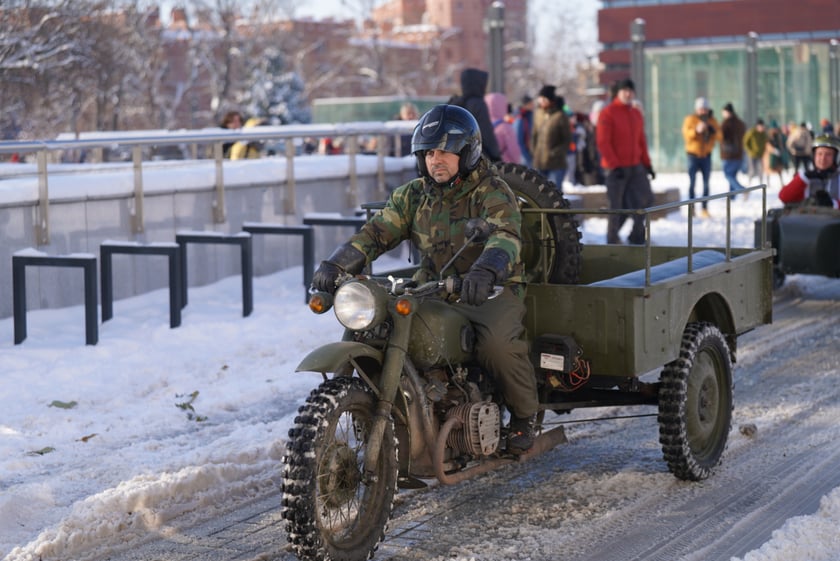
[
  {"x1": 616, "y1": 87, "x2": 634, "y2": 105},
  {"x1": 813, "y1": 146, "x2": 837, "y2": 171},
  {"x1": 425, "y1": 149, "x2": 461, "y2": 183}
]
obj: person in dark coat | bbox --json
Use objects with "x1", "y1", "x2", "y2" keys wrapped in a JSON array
[
  {"x1": 531, "y1": 84, "x2": 570, "y2": 192},
  {"x1": 719, "y1": 102, "x2": 747, "y2": 197},
  {"x1": 448, "y1": 68, "x2": 502, "y2": 162}
]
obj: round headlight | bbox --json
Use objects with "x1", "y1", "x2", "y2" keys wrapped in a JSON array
[{"x1": 334, "y1": 280, "x2": 386, "y2": 330}]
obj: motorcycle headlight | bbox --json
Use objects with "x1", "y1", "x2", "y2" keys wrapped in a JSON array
[{"x1": 334, "y1": 279, "x2": 388, "y2": 330}]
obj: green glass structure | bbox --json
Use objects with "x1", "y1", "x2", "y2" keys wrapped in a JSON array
[{"x1": 645, "y1": 42, "x2": 835, "y2": 171}]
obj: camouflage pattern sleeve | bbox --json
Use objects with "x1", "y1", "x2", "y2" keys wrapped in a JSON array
[
  {"x1": 474, "y1": 173, "x2": 523, "y2": 277},
  {"x1": 346, "y1": 179, "x2": 421, "y2": 262}
]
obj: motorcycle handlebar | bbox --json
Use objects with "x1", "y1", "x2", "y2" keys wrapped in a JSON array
[{"x1": 403, "y1": 276, "x2": 504, "y2": 301}]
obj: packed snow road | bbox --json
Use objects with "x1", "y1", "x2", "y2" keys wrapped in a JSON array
[{"x1": 84, "y1": 276, "x2": 840, "y2": 561}]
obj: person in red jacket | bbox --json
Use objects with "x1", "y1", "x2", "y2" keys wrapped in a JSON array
[
  {"x1": 596, "y1": 78, "x2": 655, "y2": 244},
  {"x1": 778, "y1": 134, "x2": 840, "y2": 208}
]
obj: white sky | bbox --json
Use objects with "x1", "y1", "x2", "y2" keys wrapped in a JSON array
[{"x1": 2, "y1": 167, "x2": 838, "y2": 560}]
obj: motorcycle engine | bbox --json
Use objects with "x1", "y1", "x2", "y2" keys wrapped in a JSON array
[{"x1": 445, "y1": 401, "x2": 500, "y2": 456}]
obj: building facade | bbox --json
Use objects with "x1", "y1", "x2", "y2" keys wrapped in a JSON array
[{"x1": 598, "y1": 0, "x2": 840, "y2": 171}]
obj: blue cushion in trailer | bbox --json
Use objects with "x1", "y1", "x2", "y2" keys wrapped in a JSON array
[{"x1": 589, "y1": 250, "x2": 727, "y2": 288}]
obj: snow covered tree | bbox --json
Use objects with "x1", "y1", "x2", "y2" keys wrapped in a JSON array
[{"x1": 242, "y1": 47, "x2": 310, "y2": 125}]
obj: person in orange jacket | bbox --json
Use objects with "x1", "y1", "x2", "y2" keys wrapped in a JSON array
[{"x1": 682, "y1": 97, "x2": 721, "y2": 218}]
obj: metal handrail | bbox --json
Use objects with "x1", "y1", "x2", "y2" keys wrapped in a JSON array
[
  {"x1": 0, "y1": 121, "x2": 415, "y2": 155},
  {"x1": 0, "y1": 121, "x2": 416, "y2": 244}
]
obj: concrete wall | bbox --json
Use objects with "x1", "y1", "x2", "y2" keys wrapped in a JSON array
[{"x1": 1, "y1": 156, "x2": 418, "y2": 319}]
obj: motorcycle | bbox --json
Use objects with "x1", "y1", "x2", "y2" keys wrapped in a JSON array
[{"x1": 281, "y1": 216, "x2": 570, "y2": 561}]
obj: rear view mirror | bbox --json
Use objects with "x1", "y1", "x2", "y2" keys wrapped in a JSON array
[{"x1": 464, "y1": 218, "x2": 492, "y2": 244}]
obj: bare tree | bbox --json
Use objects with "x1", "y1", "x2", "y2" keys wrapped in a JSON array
[
  {"x1": 0, "y1": 0, "x2": 102, "y2": 137},
  {"x1": 530, "y1": 0, "x2": 598, "y2": 110}
]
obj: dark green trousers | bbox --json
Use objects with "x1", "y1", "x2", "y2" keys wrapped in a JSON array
[{"x1": 454, "y1": 286, "x2": 538, "y2": 418}]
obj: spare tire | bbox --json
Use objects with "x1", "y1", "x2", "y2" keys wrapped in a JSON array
[{"x1": 496, "y1": 163, "x2": 582, "y2": 284}]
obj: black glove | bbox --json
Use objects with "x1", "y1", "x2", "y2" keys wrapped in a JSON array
[
  {"x1": 312, "y1": 244, "x2": 366, "y2": 294},
  {"x1": 608, "y1": 167, "x2": 626, "y2": 181},
  {"x1": 461, "y1": 266, "x2": 495, "y2": 306},
  {"x1": 312, "y1": 261, "x2": 343, "y2": 293},
  {"x1": 645, "y1": 165, "x2": 656, "y2": 180},
  {"x1": 461, "y1": 248, "x2": 510, "y2": 306},
  {"x1": 814, "y1": 189, "x2": 833, "y2": 207}
]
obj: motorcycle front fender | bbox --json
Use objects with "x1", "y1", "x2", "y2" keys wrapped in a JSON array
[{"x1": 295, "y1": 341, "x2": 384, "y2": 374}]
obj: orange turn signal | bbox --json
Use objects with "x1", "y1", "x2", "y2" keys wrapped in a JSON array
[
  {"x1": 308, "y1": 292, "x2": 333, "y2": 314},
  {"x1": 394, "y1": 297, "x2": 413, "y2": 316}
]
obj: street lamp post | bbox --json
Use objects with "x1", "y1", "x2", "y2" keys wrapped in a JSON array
[
  {"x1": 485, "y1": 1, "x2": 505, "y2": 94},
  {"x1": 745, "y1": 32, "x2": 759, "y2": 128},
  {"x1": 830, "y1": 39, "x2": 839, "y2": 126},
  {"x1": 630, "y1": 18, "x2": 646, "y2": 108}
]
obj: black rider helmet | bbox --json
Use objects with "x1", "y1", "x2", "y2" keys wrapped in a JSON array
[
  {"x1": 411, "y1": 104, "x2": 482, "y2": 181},
  {"x1": 812, "y1": 134, "x2": 840, "y2": 168}
]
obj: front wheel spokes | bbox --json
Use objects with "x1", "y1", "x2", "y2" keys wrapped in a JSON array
[{"x1": 316, "y1": 410, "x2": 368, "y2": 531}]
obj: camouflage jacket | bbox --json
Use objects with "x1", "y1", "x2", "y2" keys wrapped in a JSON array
[{"x1": 348, "y1": 158, "x2": 525, "y2": 284}]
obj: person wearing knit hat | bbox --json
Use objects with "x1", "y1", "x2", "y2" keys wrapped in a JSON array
[
  {"x1": 682, "y1": 96, "x2": 721, "y2": 217},
  {"x1": 618, "y1": 78, "x2": 635, "y2": 91},
  {"x1": 537, "y1": 84, "x2": 557, "y2": 102},
  {"x1": 531, "y1": 84, "x2": 570, "y2": 192},
  {"x1": 596, "y1": 77, "x2": 655, "y2": 244},
  {"x1": 719, "y1": 102, "x2": 747, "y2": 199}
]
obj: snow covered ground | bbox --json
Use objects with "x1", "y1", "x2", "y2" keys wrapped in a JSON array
[{"x1": 2, "y1": 170, "x2": 839, "y2": 561}]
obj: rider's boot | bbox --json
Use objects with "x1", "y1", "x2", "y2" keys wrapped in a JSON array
[{"x1": 507, "y1": 414, "x2": 536, "y2": 455}]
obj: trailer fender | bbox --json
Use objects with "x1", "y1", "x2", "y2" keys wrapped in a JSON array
[{"x1": 688, "y1": 291, "x2": 736, "y2": 357}]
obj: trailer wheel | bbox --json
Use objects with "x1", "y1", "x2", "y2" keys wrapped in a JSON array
[
  {"x1": 658, "y1": 322, "x2": 733, "y2": 481},
  {"x1": 496, "y1": 163, "x2": 582, "y2": 284}
]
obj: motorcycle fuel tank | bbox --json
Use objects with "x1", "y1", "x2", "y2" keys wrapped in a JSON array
[{"x1": 407, "y1": 299, "x2": 474, "y2": 368}]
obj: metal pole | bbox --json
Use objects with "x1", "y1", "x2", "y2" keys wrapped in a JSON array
[
  {"x1": 745, "y1": 32, "x2": 759, "y2": 128},
  {"x1": 36, "y1": 150, "x2": 50, "y2": 245},
  {"x1": 132, "y1": 145, "x2": 144, "y2": 234},
  {"x1": 630, "y1": 18, "x2": 646, "y2": 108},
  {"x1": 485, "y1": 1, "x2": 505, "y2": 93},
  {"x1": 830, "y1": 39, "x2": 839, "y2": 126},
  {"x1": 213, "y1": 141, "x2": 226, "y2": 224}
]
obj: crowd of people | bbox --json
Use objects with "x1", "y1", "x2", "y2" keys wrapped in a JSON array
[
  {"x1": 679, "y1": 98, "x2": 840, "y2": 214},
  {"x1": 468, "y1": 73, "x2": 840, "y2": 241},
  {"x1": 218, "y1": 70, "x2": 839, "y2": 226}
]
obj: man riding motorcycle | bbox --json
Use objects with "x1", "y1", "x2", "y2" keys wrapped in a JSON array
[{"x1": 311, "y1": 104, "x2": 539, "y2": 453}]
